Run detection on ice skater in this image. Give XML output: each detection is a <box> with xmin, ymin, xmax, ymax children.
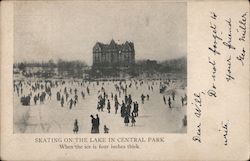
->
<box><xmin>163</xmin><ymin>95</ymin><xmax>166</xmax><ymax>104</ymax></box>
<box><xmin>124</xmin><ymin>113</ymin><xmax>130</xmax><ymax>126</ymax></box>
<box><xmin>90</xmin><ymin>115</ymin><xmax>96</xmax><ymax>133</ymax></box>
<box><xmin>87</xmin><ymin>86</ymin><xmax>90</xmax><ymax>95</ymax></box>
<box><xmin>141</xmin><ymin>94</ymin><xmax>145</xmax><ymax>104</ymax></box>
<box><xmin>73</xmin><ymin>119</ymin><xmax>79</xmax><ymax>133</ymax></box>
<box><xmin>68</xmin><ymin>98</ymin><xmax>74</xmax><ymax>110</ymax></box>
<box><xmin>132</xmin><ymin>102</ymin><xmax>139</xmax><ymax>117</ymax></box>
<box><xmin>172</xmin><ymin>91</ymin><xmax>175</xmax><ymax>101</ymax></box>
<box><xmin>104</xmin><ymin>125</ymin><xmax>109</xmax><ymax>133</ymax></box>
<box><xmin>182</xmin><ymin>115</ymin><xmax>187</xmax><ymax>126</ymax></box>
<box><xmin>181</xmin><ymin>96</ymin><xmax>184</xmax><ymax>106</ymax></box>
<box><xmin>34</xmin><ymin>95</ymin><xmax>38</xmax><ymax>105</ymax></box>
<box><xmin>81</xmin><ymin>91</ymin><xmax>85</xmax><ymax>99</ymax></box>
<box><xmin>131</xmin><ymin>113</ymin><xmax>136</xmax><ymax>126</ymax></box>
<box><xmin>168</xmin><ymin>96</ymin><xmax>172</xmax><ymax>108</ymax></box>
<box><xmin>121</xmin><ymin>101</ymin><xmax>126</xmax><ymax>117</ymax></box>
<box><xmin>114</xmin><ymin>100</ymin><xmax>120</xmax><ymax>114</ymax></box>
<box><xmin>107</xmin><ymin>100</ymin><xmax>111</xmax><ymax>113</ymax></box>
<box><xmin>65</xmin><ymin>92</ymin><xmax>69</xmax><ymax>101</ymax></box>
<box><xmin>96</xmin><ymin>114</ymin><xmax>100</xmax><ymax>133</ymax></box>
<box><xmin>61</xmin><ymin>96</ymin><xmax>64</xmax><ymax>107</ymax></box>
<box><xmin>56</xmin><ymin>91</ymin><xmax>61</xmax><ymax>101</ymax></box>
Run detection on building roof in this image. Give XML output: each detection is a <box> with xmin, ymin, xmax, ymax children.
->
<box><xmin>94</xmin><ymin>40</ymin><xmax>134</xmax><ymax>52</ymax></box>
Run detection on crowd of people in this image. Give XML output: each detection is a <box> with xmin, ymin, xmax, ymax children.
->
<box><xmin>96</xmin><ymin>84</ymin><xmax>140</xmax><ymax>127</ymax></box>
<box><xmin>14</xmin><ymin>78</ymin><xmax>187</xmax><ymax>133</ymax></box>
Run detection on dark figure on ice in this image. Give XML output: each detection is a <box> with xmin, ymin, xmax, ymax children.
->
<box><xmin>111</xmin><ymin>93</ymin><xmax>113</xmax><ymax>100</ymax></box>
<box><xmin>181</xmin><ymin>96</ymin><xmax>185</xmax><ymax>106</ymax></box>
<box><xmin>56</xmin><ymin>91</ymin><xmax>61</xmax><ymax>101</ymax></box>
<box><xmin>39</xmin><ymin>92</ymin><xmax>46</xmax><ymax>104</ymax></box>
<box><xmin>121</xmin><ymin>102</ymin><xmax>126</xmax><ymax>117</ymax></box>
<box><xmin>81</xmin><ymin>91</ymin><xmax>85</xmax><ymax>99</ymax></box>
<box><xmin>87</xmin><ymin>87</ymin><xmax>90</xmax><ymax>95</ymax></box>
<box><xmin>172</xmin><ymin>91</ymin><xmax>175</xmax><ymax>101</ymax></box>
<box><xmin>64</xmin><ymin>87</ymin><xmax>67</xmax><ymax>94</ymax></box>
<box><xmin>17</xmin><ymin>87</ymin><xmax>20</xmax><ymax>97</ymax></box>
<box><xmin>73</xmin><ymin>119</ymin><xmax>79</xmax><ymax>133</ymax></box>
<box><xmin>99</xmin><ymin>97</ymin><xmax>105</xmax><ymax>112</ymax></box>
<box><xmin>74</xmin><ymin>95</ymin><xmax>78</xmax><ymax>106</ymax></box>
<box><xmin>75</xmin><ymin>94</ymin><xmax>78</xmax><ymax>102</ymax></box>
<box><xmin>182</xmin><ymin>115</ymin><xmax>187</xmax><ymax>126</ymax></box>
<box><xmin>184</xmin><ymin>94</ymin><xmax>187</xmax><ymax>100</ymax></box>
<box><xmin>126</xmin><ymin>104</ymin><xmax>131</xmax><ymax>116</ymax></box>
<box><xmin>125</xmin><ymin>95</ymin><xmax>128</xmax><ymax>104</ymax></box>
<box><xmin>34</xmin><ymin>95</ymin><xmax>38</xmax><ymax>105</ymax></box>
<box><xmin>128</xmin><ymin>94</ymin><xmax>132</xmax><ymax>105</ymax></box>
<box><xmin>141</xmin><ymin>94</ymin><xmax>145</xmax><ymax>104</ymax></box>
<box><xmin>114</xmin><ymin>94</ymin><xmax>118</xmax><ymax>102</ymax></box>
<box><xmin>168</xmin><ymin>96</ymin><xmax>172</xmax><ymax>108</ymax></box>
<box><xmin>104</xmin><ymin>125</ymin><xmax>109</xmax><ymax>133</ymax></box>
<box><xmin>47</xmin><ymin>91</ymin><xmax>52</xmax><ymax>100</ymax></box>
<box><xmin>61</xmin><ymin>96</ymin><xmax>64</xmax><ymax>107</ymax></box>
<box><xmin>65</xmin><ymin>92</ymin><xmax>69</xmax><ymax>101</ymax></box>
<box><xmin>39</xmin><ymin>94</ymin><xmax>43</xmax><ymax>104</ymax></box>
<box><xmin>131</xmin><ymin>113</ymin><xmax>136</xmax><ymax>126</ymax></box>
<box><xmin>68</xmin><ymin>98</ymin><xmax>74</xmax><ymax>110</ymax></box>
<box><xmin>133</xmin><ymin>102</ymin><xmax>139</xmax><ymax>117</ymax></box>
<box><xmin>114</xmin><ymin>100</ymin><xmax>120</xmax><ymax>114</ymax></box>
<box><xmin>21</xmin><ymin>95</ymin><xmax>31</xmax><ymax>106</ymax></box>
<box><xmin>163</xmin><ymin>95</ymin><xmax>166</xmax><ymax>104</ymax></box>
<box><xmin>146</xmin><ymin>94</ymin><xmax>149</xmax><ymax>101</ymax></box>
<box><xmin>124</xmin><ymin>113</ymin><xmax>130</xmax><ymax>126</ymax></box>
<box><xmin>107</xmin><ymin>100</ymin><xmax>111</xmax><ymax>113</ymax></box>
<box><xmin>96</xmin><ymin>114</ymin><xmax>100</xmax><ymax>133</ymax></box>
<box><xmin>97</xmin><ymin>101</ymin><xmax>101</xmax><ymax>112</ymax></box>
<box><xmin>90</xmin><ymin>115</ymin><xmax>96</xmax><ymax>133</ymax></box>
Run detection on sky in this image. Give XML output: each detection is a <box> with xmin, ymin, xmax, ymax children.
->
<box><xmin>14</xmin><ymin>1</ymin><xmax>187</xmax><ymax>65</ymax></box>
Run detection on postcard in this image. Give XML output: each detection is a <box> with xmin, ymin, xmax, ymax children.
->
<box><xmin>0</xmin><ymin>0</ymin><xmax>249</xmax><ymax>160</ymax></box>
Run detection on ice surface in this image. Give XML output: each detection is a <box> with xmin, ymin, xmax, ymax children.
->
<box><xmin>13</xmin><ymin>80</ymin><xmax>187</xmax><ymax>133</ymax></box>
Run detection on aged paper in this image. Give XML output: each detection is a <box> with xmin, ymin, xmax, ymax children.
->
<box><xmin>0</xmin><ymin>0</ymin><xmax>249</xmax><ymax>160</ymax></box>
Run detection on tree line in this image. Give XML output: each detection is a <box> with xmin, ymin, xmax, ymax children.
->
<box><xmin>13</xmin><ymin>57</ymin><xmax>186</xmax><ymax>78</ymax></box>
<box><xmin>14</xmin><ymin>59</ymin><xmax>89</xmax><ymax>78</ymax></box>
<box><xmin>135</xmin><ymin>57</ymin><xmax>187</xmax><ymax>73</ymax></box>
<box><xmin>14</xmin><ymin>59</ymin><xmax>88</xmax><ymax>70</ymax></box>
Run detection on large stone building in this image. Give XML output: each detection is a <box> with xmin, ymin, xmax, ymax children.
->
<box><xmin>93</xmin><ymin>40</ymin><xmax>135</xmax><ymax>68</ymax></box>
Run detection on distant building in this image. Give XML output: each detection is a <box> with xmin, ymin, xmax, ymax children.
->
<box><xmin>145</xmin><ymin>59</ymin><xmax>158</xmax><ymax>68</ymax></box>
<box><xmin>135</xmin><ymin>59</ymin><xmax>159</xmax><ymax>74</ymax></box>
<box><xmin>93</xmin><ymin>40</ymin><xmax>135</xmax><ymax>68</ymax></box>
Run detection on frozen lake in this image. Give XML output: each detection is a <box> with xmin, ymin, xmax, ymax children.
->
<box><xmin>14</xmin><ymin>79</ymin><xmax>187</xmax><ymax>133</ymax></box>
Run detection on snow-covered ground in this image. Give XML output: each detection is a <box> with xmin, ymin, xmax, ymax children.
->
<box><xmin>14</xmin><ymin>79</ymin><xmax>187</xmax><ymax>133</ymax></box>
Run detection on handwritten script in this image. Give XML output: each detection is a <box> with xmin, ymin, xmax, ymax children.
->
<box><xmin>192</xmin><ymin>11</ymin><xmax>248</xmax><ymax>146</ymax></box>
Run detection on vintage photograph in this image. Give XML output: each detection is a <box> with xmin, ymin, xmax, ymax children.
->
<box><xmin>13</xmin><ymin>1</ymin><xmax>187</xmax><ymax>133</ymax></box>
